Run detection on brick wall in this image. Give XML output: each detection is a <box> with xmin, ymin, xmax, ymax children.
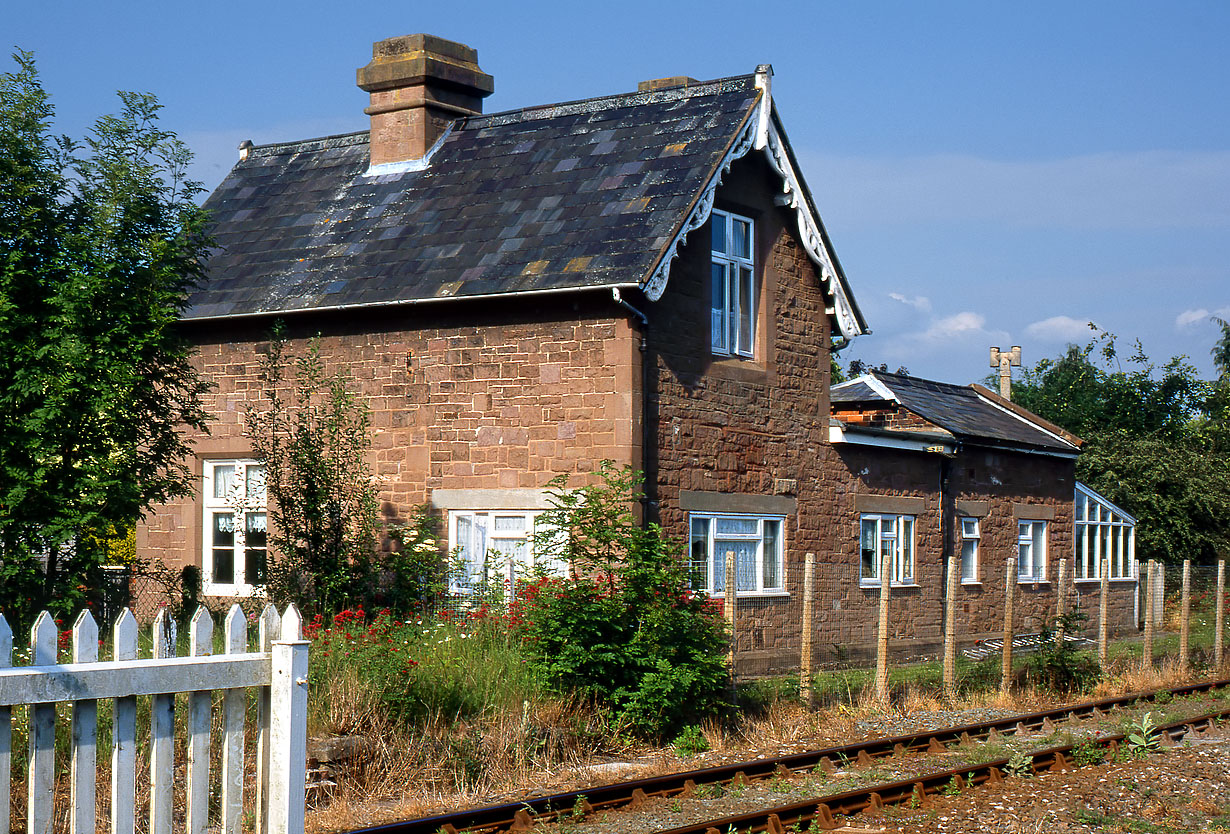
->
<box><xmin>138</xmin><ymin>296</ymin><xmax>642</xmax><ymax>574</ymax></box>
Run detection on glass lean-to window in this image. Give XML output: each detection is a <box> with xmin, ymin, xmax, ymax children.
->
<box><xmin>1017</xmin><ymin>520</ymin><xmax>1047</xmax><ymax>582</ymax></box>
<box><xmin>711</xmin><ymin>209</ymin><xmax>756</xmax><ymax>358</ymax></box>
<box><xmin>690</xmin><ymin>513</ymin><xmax>784</xmax><ymax>595</ymax></box>
<box><xmin>859</xmin><ymin>514</ymin><xmax>915</xmax><ymax>587</ymax></box>
<box><xmin>1074</xmin><ymin>485</ymin><xmax>1136</xmax><ymax>580</ymax></box>
<box><xmin>960</xmin><ymin>517</ymin><xmax>980</xmax><ymax>583</ymax></box>
<box><xmin>202</xmin><ymin>459</ymin><xmax>267</xmax><ymax>595</ymax></box>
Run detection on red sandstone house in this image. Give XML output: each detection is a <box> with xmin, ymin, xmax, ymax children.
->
<box><xmin>139</xmin><ymin>35</ymin><xmax>1135</xmax><ymax>669</ymax></box>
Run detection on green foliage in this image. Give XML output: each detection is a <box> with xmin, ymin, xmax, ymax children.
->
<box><xmin>1020</xmin><ymin>610</ymin><xmax>1101</xmax><ymax>694</ymax></box>
<box><xmin>516</xmin><ymin>463</ymin><xmax>730</xmax><ymax>738</ymax></box>
<box><xmin>1004</xmin><ymin>749</ymin><xmax>1033</xmax><ymax>778</ymax></box>
<box><xmin>1126</xmin><ymin>711</ymin><xmax>1161</xmax><ymax>755</ymax></box>
<box><xmin>379</xmin><ymin>506</ymin><xmax>448</xmax><ymax>612</ymax></box>
<box><xmin>1071</xmin><ymin>735</ymin><xmax>1106</xmax><ymax>767</ymax></box>
<box><xmin>1013</xmin><ymin>327</ymin><xmax>1230</xmax><ymax>564</ymax></box>
<box><xmin>0</xmin><ymin>53</ymin><xmax>209</xmax><ymax>627</ymax></box>
<box><xmin>247</xmin><ymin>332</ymin><xmax>378</xmax><ymax>614</ymax></box>
<box><xmin>672</xmin><ymin>724</ymin><xmax>710</xmax><ymax>756</ymax></box>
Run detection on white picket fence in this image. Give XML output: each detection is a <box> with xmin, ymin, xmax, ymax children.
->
<box><xmin>0</xmin><ymin>604</ymin><xmax>308</xmax><ymax>834</ymax></box>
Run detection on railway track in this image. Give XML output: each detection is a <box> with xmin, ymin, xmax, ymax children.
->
<box><xmin>353</xmin><ymin>677</ymin><xmax>1230</xmax><ymax>834</ymax></box>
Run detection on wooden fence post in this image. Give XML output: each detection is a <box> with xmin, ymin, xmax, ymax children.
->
<box><xmin>943</xmin><ymin>555</ymin><xmax>958</xmax><ymax>698</ymax></box>
<box><xmin>1217</xmin><ymin>560</ymin><xmax>1226</xmax><ymax>671</ymax></box>
<box><xmin>1098</xmin><ymin>557</ymin><xmax>1110</xmax><ymax>668</ymax></box>
<box><xmin>28</xmin><ymin>612</ymin><xmax>56</xmax><ymax>834</ymax></box>
<box><xmin>150</xmin><ymin>610</ymin><xmax>175</xmax><ymax>834</ymax></box>
<box><xmin>725</xmin><ymin>550</ymin><xmax>736</xmax><ymax>693</ymax></box>
<box><xmin>1180</xmin><ymin>560</ymin><xmax>1191</xmax><ymax>673</ymax></box>
<box><xmin>1056</xmin><ymin>558</ymin><xmax>1068</xmax><ymax>646</ymax></box>
<box><xmin>256</xmin><ymin>604</ymin><xmax>281</xmax><ymax>834</ymax></box>
<box><xmin>1001</xmin><ymin>557</ymin><xmax>1016</xmax><ymax>697</ymax></box>
<box><xmin>222</xmin><ymin>606</ymin><xmax>248</xmax><ymax>834</ymax></box>
<box><xmin>1142</xmin><ymin>560</ymin><xmax>1155</xmax><ymax>671</ymax></box>
<box><xmin>800</xmin><ymin>552</ymin><xmax>815</xmax><ymax>705</ymax></box>
<box><xmin>268</xmin><ymin>606</ymin><xmax>309</xmax><ymax>834</ymax></box>
<box><xmin>187</xmin><ymin>609</ymin><xmax>214</xmax><ymax>834</ymax></box>
<box><xmin>875</xmin><ymin>550</ymin><xmax>891</xmax><ymax>702</ymax></box>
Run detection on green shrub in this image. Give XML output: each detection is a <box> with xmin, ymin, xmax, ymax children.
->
<box><xmin>515</xmin><ymin>464</ymin><xmax>730</xmax><ymax>739</ymax></box>
<box><xmin>672</xmin><ymin>724</ymin><xmax>710</xmax><ymax>756</ymax></box>
<box><xmin>1021</xmin><ymin>611</ymin><xmax>1101</xmax><ymax>694</ymax></box>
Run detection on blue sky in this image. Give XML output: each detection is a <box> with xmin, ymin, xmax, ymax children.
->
<box><xmin>8</xmin><ymin>1</ymin><xmax>1228</xmax><ymax>384</ymax></box>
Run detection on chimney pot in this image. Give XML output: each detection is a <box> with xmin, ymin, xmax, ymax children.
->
<box><xmin>357</xmin><ymin>34</ymin><xmax>494</xmax><ymax>166</ymax></box>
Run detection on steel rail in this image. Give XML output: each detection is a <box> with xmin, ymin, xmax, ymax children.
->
<box><xmin>656</xmin><ymin>706</ymin><xmax>1230</xmax><ymax>833</ymax></box>
<box><xmin>350</xmin><ymin>677</ymin><xmax>1230</xmax><ymax>834</ymax></box>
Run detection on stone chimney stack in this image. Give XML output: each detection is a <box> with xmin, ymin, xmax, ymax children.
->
<box><xmin>356</xmin><ymin>34</ymin><xmax>494</xmax><ymax>167</ymax></box>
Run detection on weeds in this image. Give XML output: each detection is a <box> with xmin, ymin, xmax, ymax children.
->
<box><xmin>1126</xmin><ymin>712</ymin><xmax>1162</xmax><ymax>755</ymax></box>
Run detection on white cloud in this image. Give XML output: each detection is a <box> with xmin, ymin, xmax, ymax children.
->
<box><xmin>800</xmin><ymin>149</ymin><xmax>1230</xmax><ymax>232</ymax></box>
<box><xmin>1024</xmin><ymin>316</ymin><xmax>1094</xmax><ymax>342</ymax></box>
<box><xmin>922</xmin><ymin>311</ymin><xmax>987</xmax><ymax>341</ymax></box>
<box><xmin>888</xmin><ymin>292</ymin><xmax>932</xmax><ymax>312</ymax></box>
<box><xmin>1175</xmin><ymin>306</ymin><xmax>1230</xmax><ymax>329</ymax></box>
<box><xmin>1175</xmin><ymin>309</ymin><xmax>1210</xmax><ymax>329</ymax></box>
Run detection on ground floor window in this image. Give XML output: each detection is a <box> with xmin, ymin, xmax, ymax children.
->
<box><xmin>448</xmin><ymin>510</ymin><xmax>565</xmax><ymax>595</ymax></box>
<box><xmin>1017</xmin><ymin>520</ymin><xmax>1047</xmax><ymax>581</ymax></box>
<box><xmin>1075</xmin><ymin>484</ymin><xmax>1136</xmax><ymax>580</ymax></box>
<box><xmin>202</xmin><ymin>459</ymin><xmax>267</xmax><ymax>596</ymax></box>
<box><xmin>859</xmin><ymin>514</ymin><xmax>915</xmax><ymax>587</ymax></box>
<box><xmin>689</xmin><ymin>513</ymin><xmax>784</xmax><ymax>594</ymax></box>
<box><xmin>960</xmin><ymin>517</ymin><xmax>980</xmax><ymax>583</ymax></box>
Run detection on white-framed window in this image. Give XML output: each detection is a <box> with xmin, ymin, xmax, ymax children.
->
<box><xmin>1074</xmin><ymin>485</ymin><xmax>1136</xmax><ymax>580</ymax></box>
<box><xmin>448</xmin><ymin>510</ymin><xmax>566</xmax><ymax>594</ymax></box>
<box><xmin>202</xmin><ymin>459</ymin><xmax>267</xmax><ymax>596</ymax></box>
<box><xmin>960</xmin><ymin>517</ymin><xmax>980</xmax><ymax>583</ymax></box>
<box><xmin>710</xmin><ymin>209</ymin><xmax>756</xmax><ymax>358</ymax></box>
<box><xmin>859</xmin><ymin>514</ymin><xmax>915</xmax><ymax>587</ymax></box>
<box><xmin>1017</xmin><ymin>520</ymin><xmax>1047</xmax><ymax>582</ymax></box>
<box><xmin>689</xmin><ymin>513</ymin><xmax>784</xmax><ymax>595</ymax></box>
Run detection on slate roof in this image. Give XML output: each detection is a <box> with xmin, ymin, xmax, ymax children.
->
<box><xmin>830</xmin><ymin>371</ymin><xmax>1080</xmax><ymax>455</ymax></box>
<box><xmin>188</xmin><ymin>74</ymin><xmax>849</xmax><ymax>322</ymax></box>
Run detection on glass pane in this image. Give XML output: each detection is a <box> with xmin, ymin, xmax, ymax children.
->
<box><xmin>860</xmin><ymin>519</ymin><xmax>878</xmax><ymax>579</ymax></box>
<box><xmin>961</xmin><ymin>518</ymin><xmax>978</xmax><ymax>538</ymax></box>
<box><xmin>715</xmin><ymin>517</ymin><xmax>758</xmax><ymax>536</ymax></box>
<box><xmin>733</xmin><ymin>218</ymin><xmax>750</xmax><ymax>259</ymax></box>
<box><xmin>1075</xmin><ymin>492</ymin><xmax>1086</xmax><ymax>521</ymax></box>
<box><xmin>690</xmin><ymin>518</ymin><xmax>710</xmax><ymax>590</ymax></box>
<box><xmin>245</xmin><ymin>512</ymin><xmax>267</xmax><ymax>585</ymax></box>
<box><xmin>726</xmin><ymin>540</ymin><xmax>757</xmax><ymax>591</ymax></box>
<box><xmin>737</xmin><ymin>267</ymin><xmax>754</xmax><ymax>354</ymax></box>
<box><xmin>711</xmin><ymin>263</ymin><xmax>728</xmax><ymax>352</ymax></box>
<box><xmin>960</xmin><ymin>540</ymin><xmax>977</xmax><ymax>580</ymax></box>
<box><xmin>1018</xmin><ymin>542</ymin><xmax>1032</xmax><ymax>577</ymax></box>
<box><xmin>898</xmin><ymin>518</ymin><xmax>914</xmax><ymax>582</ymax></box>
<box><xmin>711</xmin><ymin>214</ymin><xmax>726</xmax><ymax>254</ymax></box>
<box><xmin>213</xmin><ymin>464</ymin><xmax>236</xmax><ymax>499</ymax></box>
<box><xmin>212</xmin><ymin>512</ymin><xmax>235</xmax><ymax>584</ymax></box>
<box><xmin>245</xmin><ymin>464</ymin><xmax>267</xmax><ymax>503</ymax></box>
<box><xmin>762</xmin><ymin>520</ymin><xmax>780</xmax><ymax>589</ymax></box>
<box><xmin>493</xmin><ymin>515</ymin><xmax>526</xmax><ymax>534</ymax></box>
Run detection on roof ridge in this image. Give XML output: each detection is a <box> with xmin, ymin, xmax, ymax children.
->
<box><xmin>873</xmin><ymin>369</ymin><xmax>978</xmax><ymax>396</ymax></box>
<box><xmin>248</xmin><ymin>130</ymin><xmax>369</xmax><ymax>157</ymax></box>
<box><xmin>462</xmin><ymin>73</ymin><xmax>757</xmax><ymax>129</ymax></box>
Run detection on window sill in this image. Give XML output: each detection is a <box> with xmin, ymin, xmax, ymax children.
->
<box><xmin>708</xmin><ymin>590</ymin><xmax>790</xmax><ymax>599</ymax></box>
<box><xmin>859</xmin><ymin>582</ymin><xmax>920</xmax><ymax>590</ymax></box>
<box><xmin>1017</xmin><ymin>579</ymin><xmax>1050</xmax><ymax>585</ymax></box>
<box><xmin>203</xmin><ymin>583</ymin><xmax>261</xmax><ymax>598</ymax></box>
<box><xmin>960</xmin><ymin>580</ymin><xmax>982</xmax><ymax>586</ymax></box>
<box><xmin>1074</xmin><ymin>577</ymin><xmax>1138</xmax><ymax>584</ymax></box>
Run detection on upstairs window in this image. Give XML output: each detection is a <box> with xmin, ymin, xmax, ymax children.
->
<box><xmin>689</xmin><ymin>513</ymin><xmax>784</xmax><ymax>595</ymax></box>
<box><xmin>860</xmin><ymin>514</ymin><xmax>915</xmax><ymax>587</ymax></box>
<box><xmin>202</xmin><ymin>460</ymin><xmax>267</xmax><ymax>596</ymax></box>
<box><xmin>711</xmin><ymin>209</ymin><xmax>756</xmax><ymax>358</ymax></box>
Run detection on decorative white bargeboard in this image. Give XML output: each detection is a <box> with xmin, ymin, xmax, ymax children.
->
<box><xmin>0</xmin><ymin>604</ymin><xmax>309</xmax><ymax>834</ymax></box>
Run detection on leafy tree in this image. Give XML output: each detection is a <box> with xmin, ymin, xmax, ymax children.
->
<box><xmin>246</xmin><ymin>331</ymin><xmax>380</xmax><ymax>614</ymax></box>
<box><xmin>516</xmin><ymin>464</ymin><xmax>730</xmax><ymax>738</ymax></box>
<box><xmin>0</xmin><ymin>53</ymin><xmax>209</xmax><ymax>625</ymax></box>
<box><xmin>1013</xmin><ymin>328</ymin><xmax>1230</xmax><ymax>564</ymax></box>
